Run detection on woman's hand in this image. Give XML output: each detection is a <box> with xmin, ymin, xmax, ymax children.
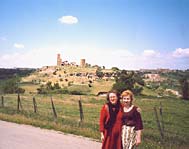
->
<box><xmin>136</xmin><ymin>136</ymin><xmax>141</xmax><ymax>146</ymax></box>
<box><xmin>101</xmin><ymin>132</ymin><xmax>104</xmax><ymax>142</ymax></box>
<box><xmin>136</xmin><ymin>130</ymin><xmax>142</xmax><ymax>146</ymax></box>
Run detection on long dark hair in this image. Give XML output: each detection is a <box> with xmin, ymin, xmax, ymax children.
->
<box><xmin>106</xmin><ymin>90</ymin><xmax>121</xmax><ymax>104</ymax></box>
<box><xmin>105</xmin><ymin>90</ymin><xmax>121</xmax><ymax>129</ymax></box>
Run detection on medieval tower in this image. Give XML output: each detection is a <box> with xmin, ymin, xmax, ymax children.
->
<box><xmin>80</xmin><ymin>59</ymin><xmax>86</xmax><ymax>67</ymax></box>
<box><xmin>57</xmin><ymin>54</ymin><xmax>62</xmax><ymax>66</ymax></box>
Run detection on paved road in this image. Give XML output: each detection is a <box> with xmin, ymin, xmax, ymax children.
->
<box><xmin>0</xmin><ymin>120</ymin><xmax>101</xmax><ymax>149</ymax></box>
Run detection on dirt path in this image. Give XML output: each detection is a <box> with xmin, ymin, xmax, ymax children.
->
<box><xmin>0</xmin><ymin>120</ymin><xmax>101</xmax><ymax>149</ymax></box>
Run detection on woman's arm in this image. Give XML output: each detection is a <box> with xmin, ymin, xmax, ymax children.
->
<box><xmin>135</xmin><ymin>106</ymin><xmax>143</xmax><ymax>146</ymax></box>
<box><xmin>99</xmin><ymin>105</ymin><xmax>106</xmax><ymax>132</ymax></box>
<box><xmin>100</xmin><ymin>132</ymin><xmax>104</xmax><ymax>142</ymax></box>
<box><xmin>135</xmin><ymin>107</ymin><xmax>143</xmax><ymax>130</ymax></box>
<box><xmin>99</xmin><ymin>105</ymin><xmax>108</xmax><ymax>141</ymax></box>
<box><xmin>136</xmin><ymin>130</ymin><xmax>142</xmax><ymax>146</ymax></box>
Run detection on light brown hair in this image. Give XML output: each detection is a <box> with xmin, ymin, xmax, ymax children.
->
<box><xmin>121</xmin><ymin>90</ymin><xmax>134</xmax><ymax>101</ymax></box>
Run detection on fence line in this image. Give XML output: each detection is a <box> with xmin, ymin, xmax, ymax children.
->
<box><xmin>50</xmin><ymin>96</ymin><xmax>57</xmax><ymax>122</ymax></box>
<box><xmin>1</xmin><ymin>96</ymin><xmax>4</xmax><ymax>107</ymax></box>
<box><xmin>154</xmin><ymin>104</ymin><xmax>165</xmax><ymax>147</ymax></box>
<box><xmin>78</xmin><ymin>96</ymin><xmax>84</xmax><ymax>124</ymax></box>
<box><xmin>33</xmin><ymin>96</ymin><xmax>37</xmax><ymax>113</ymax></box>
<box><xmin>17</xmin><ymin>94</ymin><xmax>22</xmax><ymax>112</ymax></box>
<box><xmin>0</xmin><ymin>94</ymin><xmax>100</xmax><ymax>127</ymax></box>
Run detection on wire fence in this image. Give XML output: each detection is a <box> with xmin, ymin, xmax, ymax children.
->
<box><xmin>0</xmin><ymin>94</ymin><xmax>101</xmax><ymax>131</ymax></box>
<box><xmin>0</xmin><ymin>94</ymin><xmax>188</xmax><ymax>148</ymax></box>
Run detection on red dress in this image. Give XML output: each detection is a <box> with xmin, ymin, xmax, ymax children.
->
<box><xmin>99</xmin><ymin>104</ymin><xmax>123</xmax><ymax>149</ymax></box>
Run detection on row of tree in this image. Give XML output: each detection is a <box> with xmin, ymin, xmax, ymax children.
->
<box><xmin>0</xmin><ymin>69</ymin><xmax>188</xmax><ymax>100</ymax></box>
<box><xmin>0</xmin><ymin>77</ymin><xmax>25</xmax><ymax>94</ymax></box>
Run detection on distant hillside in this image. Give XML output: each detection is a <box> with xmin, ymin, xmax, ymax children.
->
<box><xmin>0</xmin><ymin>68</ymin><xmax>35</xmax><ymax>80</ymax></box>
<box><xmin>21</xmin><ymin>66</ymin><xmax>115</xmax><ymax>95</ymax></box>
<box><xmin>1</xmin><ymin>67</ymin><xmax>187</xmax><ymax>97</ymax></box>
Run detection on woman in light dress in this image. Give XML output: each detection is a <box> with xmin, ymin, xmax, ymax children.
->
<box><xmin>121</xmin><ymin>90</ymin><xmax>143</xmax><ymax>149</ymax></box>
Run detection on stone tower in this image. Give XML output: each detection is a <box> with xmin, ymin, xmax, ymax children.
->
<box><xmin>57</xmin><ymin>54</ymin><xmax>62</xmax><ymax>66</ymax></box>
<box><xmin>80</xmin><ymin>59</ymin><xmax>86</xmax><ymax>67</ymax></box>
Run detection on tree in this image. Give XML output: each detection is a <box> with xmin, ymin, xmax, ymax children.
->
<box><xmin>54</xmin><ymin>82</ymin><xmax>61</xmax><ymax>89</ymax></box>
<box><xmin>179</xmin><ymin>76</ymin><xmax>189</xmax><ymax>100</ymax></box>
<box><xmin>1</xmin><ymin>77</ymin><xmax>25</xmax><ymax>94</ymax></box>
<box><xmin>37</xmin><ymin>85</ymin><xmax>48</xmax><ymax>94</ymax></box>
<box><xmin>46</xmin><ymin>81</ymin><xmax>53</xmax><ymax>90</ymax></box>
<box><xmin>111</xmin><ymin>67</ymin><xmax>119</xmax><ymax>71</ymax></box>
<box><xmin>96</xmin><ymin>68</ymin><xmax>104</xmax><ymax>78</ymax></box>
<box><xmin>112</xmin><ymin>70</ymin><xmax>144</xmax><ymax>95</ymax></box>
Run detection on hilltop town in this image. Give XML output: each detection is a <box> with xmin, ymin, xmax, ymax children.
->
<box><xmin>21</xmin><ymin>54</ymin><xmax>163</xmax><ymax>86</ymax></box>
<box><xmin>0</xmin><ymin>53</ymin><xmax>187</xmax><ymax>97</ymax></box>
<box><xmin>23</xmin><ymin>54</ymin><xmax>111</xmax><ymax>82</ymax></box>
<box><xmin>17</xmin><ymin>53</ymin><xmax>185</xmax><ymax>97</ymax></box>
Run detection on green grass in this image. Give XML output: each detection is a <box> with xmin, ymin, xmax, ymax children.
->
<box><xmin>0</xmin><ymin>93</ymin><xmax>189</xmax><ymax>148</ymax></box>
<box><xmin>89</xmin><ymin>79</ymin><xmax>114</xmax><ymax>95</ymax></box>
<box><xmin>141</xmin><ymin>86</ymin><xmax>159</xmax><ymax>96</ymax></box>
<box><xmin>135</xmin><ymin>96</ymin><xmax>189</xmax><ymax>148</ymax></box>
<box><xmin>20</xmin><ymin>83</ymin><xmax>39</xmax><ymax>94</ymax></box>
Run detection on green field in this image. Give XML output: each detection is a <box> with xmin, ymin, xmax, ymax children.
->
<box><xmin>0</xmin><ymin>68</ymin><xmax>188</xmax><ymax>148</ymax></box>
<box><xmin>0</xmin><ymin>93</ymin><xmax>189</xmax><ymax>148</ymax></box>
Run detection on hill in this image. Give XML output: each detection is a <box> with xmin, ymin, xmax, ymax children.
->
<box><xmin>21</xmin><ymin>66</ymin><xmax>115</xmax><ymax>95</ymax></box>
<box><xmin>1</xmin><ymin>67</ymin><xmax>188</xmax><ymax>98</ymax></box>
<box><xmin>0</xmin><ymin>68</ymin><xmax>35</xmax><ymax>80</ymax></box>
<box><xmin>0</xmin><ymin>67</ymin><xmax>188</xmax><ymax>148</ymax></box>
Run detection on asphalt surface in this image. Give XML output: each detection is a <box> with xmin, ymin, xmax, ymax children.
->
<box><xmin>0</xmin><ymin>120</ymin><xmax>101</xmax><ymax>149</ymax></box>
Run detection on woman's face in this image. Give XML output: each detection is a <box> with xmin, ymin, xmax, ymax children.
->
<box><xmin>109</xmin><ymin>93</ymin><xmax>118</xmax><ymax>105</ymax></box>
<box><xmin>122</xmin><ymin>95</ymin><xmax>132</xmax><ymax>106</ymax></box>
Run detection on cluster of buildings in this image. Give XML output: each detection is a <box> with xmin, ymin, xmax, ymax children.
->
<box><xmin>144</xmin><ymin>73</ymin><xmax>164</xmax><ymax>82</ymax></box>
<box><xmin>57</xmin><ymin>54</ymin><xmax>86</xmax><ymax>67</ymax></box>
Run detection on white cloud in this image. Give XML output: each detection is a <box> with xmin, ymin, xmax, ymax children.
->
<box><xmin>14</xmin><ymin>43</ymin><xmax>25</xmax><ymax>49</ymax></box>
<box><xmin>0</xmin><ymin>48</ymin><xmax>60</xmax><ymax>68</ymax></box>
<box><xmin>53</xmin><ymin>48</ymin><xmax>188</xmax><ymax>70</ymax></box>
<box><xmin>142</xmin><ymin>50</ymin><xmax>160</xmax><ymax>57</ymax></box>
<box><xmin>114</xmin><ymin>49</ymin><xmax>187</xmax><ymax>70</ymax></box>
<box><xmin>172</xmin><ymin>48</ymin><xmax>189</xmax><ymax>58</ymax></box>
<box><xmin>58</xmin><ymin>15</ymin><xmax>78</xmax><ymax>24</ymax></box>
<box><xmin>0</xmin><ymin>46</ymin><xmax>188</xmax><ymax>70</ymax></box>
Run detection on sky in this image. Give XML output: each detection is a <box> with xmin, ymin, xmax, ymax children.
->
<box><xmin>0</xmin><ymin>0</ymin><xmax>189</xmax><ymax>70</ymax></box>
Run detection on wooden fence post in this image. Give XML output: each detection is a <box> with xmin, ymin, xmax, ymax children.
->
<box><xmin>1</xmin><ymin>96</ymin><xmax>4</xmax><ymax>107</ymax></box>
<box><xmin>78</xmin><ymin>96</ymin><xmax>84</xmax><ymax>124</ymax></box>
<box><xmin>17</xmin><ymin>93</ymin><xmax>22</xmax><ymax>112</ymax></box>
<box><xmin>154</xmin><ymin>107</ymin><xmax>164</xmax><ymax>142</ymax></box>
<box><xmin>33</xmin><ymin>97</ymin><xmax>37</xmax><ymax>113</ymax></box>
<box><xmin>159</xmin><ymin>102</ymin><xmax>164</xmax><ymax>132</ymax></box>
<box><xmin>50</xmin><ymin>96</ymin><xmax>57</xmax><ymax>121</ymax></box>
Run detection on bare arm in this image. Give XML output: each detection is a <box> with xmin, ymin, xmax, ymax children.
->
<box><xmin>136</xmin><ymin>130</ymin><xmax>142</xmax><ymax>146</ymax></box>
<box><xmin>100</xmin><ymin>132</ymin><xmax>104</xmax><ymax>142</ymax></box>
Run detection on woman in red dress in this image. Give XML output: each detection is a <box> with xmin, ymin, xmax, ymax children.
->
<box><xmin>99</xmin><ymin>90</ymin><xmax>123</xmax><ymax>149</ymax></box>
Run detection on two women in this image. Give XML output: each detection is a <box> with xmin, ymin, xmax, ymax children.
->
<box><xmin>99</xmin><ymin>90</ymin><xmax>143</xmax><ymax>149</ymax></box>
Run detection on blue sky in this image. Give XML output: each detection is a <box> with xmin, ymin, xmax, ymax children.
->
<box><xmin>0</xmin><ymin>0</ymin><xmax>189</xmax><ymax>70</ymax></box>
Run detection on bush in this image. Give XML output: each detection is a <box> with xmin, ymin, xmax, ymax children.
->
<box><xmin>0</xmin><ymin>77</ymin><xmax>25</xmax><ymax>94</ymax></box>
<box><xmin>69</xmin><ymin>90</ymin><xmax>84</xmax><ymax>95</ymax></box>
<box><xmin>68</xmin><ymin>85</ymin><xmax>90</xmax><ymax>95</ymax></box>
<box><xmin>15</xmin><ymin>88</ymin><xmax>25</xmax><ymax>94</ymax></box>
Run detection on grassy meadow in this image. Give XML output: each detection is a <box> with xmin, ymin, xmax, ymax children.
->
<box><xmin>0</xmin><ymin>93</ymin><xmax>189</xmax><ymax>149</ymax></box>
<box><xmin>0</xmin><ymin>68</ymin><xmax>189</xmax><ymax>148</ymax></box>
